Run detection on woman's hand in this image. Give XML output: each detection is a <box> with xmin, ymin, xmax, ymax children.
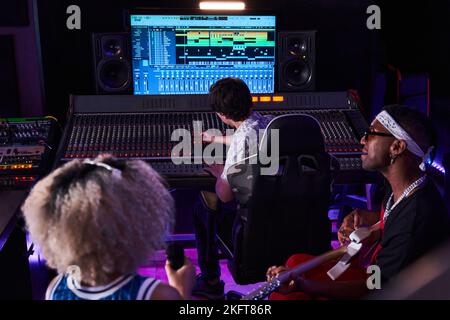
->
<box><xmin>165</xmin><ymin>257</ymin><xmax>196</xmax><ymax>300</ymax></box>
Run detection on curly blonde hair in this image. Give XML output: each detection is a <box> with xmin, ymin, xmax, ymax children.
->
<box><xmin>22</xmin><ymin>155</ymin><xmax>174</xmax><ymax>286</ymax></box>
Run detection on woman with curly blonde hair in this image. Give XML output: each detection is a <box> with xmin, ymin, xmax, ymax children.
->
<box><xmin>22</xmin><ymin>155</ymin><xmax>194</xmax><ymax>300</ymax></box>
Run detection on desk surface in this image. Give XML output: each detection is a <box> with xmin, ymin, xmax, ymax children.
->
<box><xmin>0</xmin><ymin>190</ymin><xmax>28</xmax><ymax>250</ymax></box>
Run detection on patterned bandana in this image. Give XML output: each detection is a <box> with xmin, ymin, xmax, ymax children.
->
<box><xmin>376</xmin><ymin>110</ymin><xmax>434</xmax><ymax>171</ymax></box>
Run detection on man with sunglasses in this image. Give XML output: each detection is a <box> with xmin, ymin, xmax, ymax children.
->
<box><xmin>267</xmin><ymin>105</ymin><xmax>449</xmax><ymax>299</ymax></box>
<box><xmin>342</xmin><ymin>104</ymin><xmax>449</xmax><ymax>278</ymax></box>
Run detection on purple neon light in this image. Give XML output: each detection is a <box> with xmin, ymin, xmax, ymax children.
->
<box><xmin>432</xmin><ymin>162</ymin><xmax>446</xmax><ymax>174</ymax></box>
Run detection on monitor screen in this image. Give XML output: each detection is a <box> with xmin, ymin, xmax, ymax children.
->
<box><xmin>130</xmin><ymin>14</ymin><xmax>276</xmax><ymax>95</ymax></box>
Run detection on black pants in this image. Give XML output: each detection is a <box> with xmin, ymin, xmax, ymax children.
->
<box><xmin>193</xmin><ymin>197</ymin><xmax>237</xmax><ymax>281</ymax></box>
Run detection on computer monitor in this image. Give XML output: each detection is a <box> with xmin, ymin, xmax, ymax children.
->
<box><xmin>130</xmin><ymin>14</ymin><xmax>276</xmax><ymax>95</ymax></box>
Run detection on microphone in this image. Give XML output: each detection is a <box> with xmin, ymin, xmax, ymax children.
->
<box><xmin>165</xmin><ymin>242</ymin><xmax>185</xmax><ymax>270</ymax></box>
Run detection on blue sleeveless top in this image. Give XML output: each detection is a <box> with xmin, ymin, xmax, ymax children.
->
<box><xmin>47</xmin><ymin>274</ymin><xmax>161</xmax><ymax>300</ymax></box>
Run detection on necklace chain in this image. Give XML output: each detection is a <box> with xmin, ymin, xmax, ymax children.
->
<box><xmin>383</xmin><ymin>175</ymin><xmax>427</xmax><ymax>223</ymax></box>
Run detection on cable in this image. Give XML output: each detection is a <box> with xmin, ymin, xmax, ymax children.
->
<box><xmin>45</xmin><ymin>115</ymin><xmax>63</xmax><ymax>132</ymax></box>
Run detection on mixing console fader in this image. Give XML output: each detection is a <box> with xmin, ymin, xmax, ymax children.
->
<box><xmin>64</xmin><ymin>112</ymin><xmax>227</xmax><ymax>160</ymax></box>
<box><xmin>56</xmin><ymin>93</ymin><xmax>376</xmax><ymax>186</ymax></box>
<box><xmin>1</xmin><ymin>117</ymin><xmax>58</xmax><ymax>190</ymax></box>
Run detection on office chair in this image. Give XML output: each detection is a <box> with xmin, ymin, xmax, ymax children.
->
<box><xmin>219</xmin><ymin>114</ymin><xmax>337</xmax><ymax>284</ymax></box>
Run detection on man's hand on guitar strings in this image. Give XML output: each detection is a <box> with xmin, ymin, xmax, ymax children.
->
<box><xmin>338</xmin><ymin>209</ymin><xmax>378</xmax><ymax>245</ymax></box>
<box><xmin>338</xmin><ymin>223</ymin><xmax>353</xmax><ymax>245</ymax></box>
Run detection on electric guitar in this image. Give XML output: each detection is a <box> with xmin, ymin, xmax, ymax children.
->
<box><xmin>241</xmin><ymin>223</ymin><xmax>380</xmax><ymax>300</ymax></box>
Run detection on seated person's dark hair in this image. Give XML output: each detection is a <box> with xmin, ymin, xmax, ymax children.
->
<box><xmin>382</xmin><ymin>104</ymin><xmax>438</xmax><ymax>161</ymax></box>
<box><xmin>208</xmin><ymin>77</ymin><xmax>253</xmax><ymax>121</ymax></box>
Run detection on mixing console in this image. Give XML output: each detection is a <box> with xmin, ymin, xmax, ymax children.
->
<box><xmin>0</xmin><ymin>118</ymin><xmax>58</xmax><ymax>190</ymax></box>
<box><xmin>56</xmin><ymin>93</ymin><xmax>375</xmax><ymax>186</ymax></box>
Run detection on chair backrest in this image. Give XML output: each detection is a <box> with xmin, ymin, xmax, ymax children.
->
<box><xmin>226</xmin><ymin>114</ymin><xmax>334</xmax><ymax>284</ymax></box>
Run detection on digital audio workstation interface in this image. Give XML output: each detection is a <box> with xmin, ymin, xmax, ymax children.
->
<box><xmin>130</xmin><ymin>14</ymin><xmax>276</xmax><ymax>95</ymax></box>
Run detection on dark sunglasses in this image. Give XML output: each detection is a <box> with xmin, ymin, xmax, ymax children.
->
<box><xmin>362</xmin><ymin>130</ymin><xmax>394</xmax><ymax>141</ymax></box>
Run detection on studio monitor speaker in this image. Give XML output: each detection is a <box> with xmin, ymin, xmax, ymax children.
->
<box><xmin>92</xmin><ymin>32</ymin><xmax>132</xmax><ymax>94</ymax></box>
<box><xmin>278</xmin><ymin>31</ymin><xmax>316</xmax><ymax>92</ymax></box>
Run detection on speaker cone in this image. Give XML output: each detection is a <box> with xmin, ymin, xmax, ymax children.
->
<box><xmin>283</xmin><ymin>60</ymin><xmax>311</xmax><ymax>87</ymax></box>
<box><xmin>98</xmin><ymin>59</ymin><xmax>130</xmax><ymax>91</ymax></box>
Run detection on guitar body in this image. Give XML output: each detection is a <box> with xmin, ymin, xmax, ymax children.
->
<box><xmin>269</xmin><ymin>253</ymin><xmax>368</xmax><ymax>300</ymax></box>
<box><xmin>242</xmin><ymin>225</ymin><xmax>380</xmax><ymax>300</ymax></box>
